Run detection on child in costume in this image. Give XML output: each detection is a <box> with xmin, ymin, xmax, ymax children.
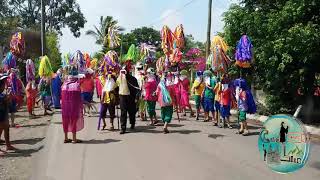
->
<box><xmin>166</xmin><ymin>72</ymin><xmax>179</xmax><ymax>120</ymax></box>
<box><xmin>38</xmin><ymin>77</ymin><xmax>53</xmax><ymax>115</ymax></box>
<box><xmin>235</xmin><ymin>78</ymin><xmax>256</xmax><ymax>136</ymax></box>
<box><xmin>201</xmin><ymin>70</ymin><xmax>216</xmax><ymax>122</ymax></box>
<box><xmin>135</xmin><ymin>63</ymin><xmax>147</xmax><ymax>121</ymax></box>
<box><xmin>51</xmin><ymin>69</ymin><xmax>62</xmax><ymax>109</ymax></box>
<box><xmin>144</xmin><ymin>68</ymin><xmax>158</xmax><ymax>125</ymax></box>
<box><xmin>26</xmin><ymin>80</ymin><xmax>37</xmax><ymax>117</ymax></box>
<box><xmin>80</xmin><ymin>69</ymin><xmax>95</xmax><ymax>116</ymax></box>
<box><xmin>100</xmin><ymin>74</ymin><xmax>118</xmax><ymax>130</ymax></box>
<box><xmin>156</xmin><ymin>76</ymin><xmax>173</xmax><ymax>134</ymax></box>
<box><xmin>213</xmin><ymin>77</ymin><xmax>222</xmax><ymax>126</ymax></box>
<box><xmin>219</xmin><ymin>75</ymin><xmax>233</xmax><ymax>129</ymax></box>
<box><xmin>95</xmin><ymin>72</ymin><xmax>103</xmax><ymax>99</ymax></box>
<box><xmin>173</xmin><ymin>72</ymin><xmax>182</xmax><ymax>113</ymax></box>
<box><xmin>179</xmin><ymin>70</ymin><xmax>194</xmax><ymax>117</ymax></box>
<box><xmin>192</xmin><ymin>71</ymin><xmax>205</xmax><ymax>120</ymax></box>
<box><xmin>61</xmin><ymin>66</ymin><xmax>84</xmax><ymax>143</ymax></box>
<box><xmin>0</xmin><ymin>74</ymin><xmax>16</xmax><ymax>156</ymax></box>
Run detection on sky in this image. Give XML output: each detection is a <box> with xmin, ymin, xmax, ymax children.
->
<box><xmin>60</xmin><ymin>0</ymin><xmax>237</xmax><ymax>55</ymax></box>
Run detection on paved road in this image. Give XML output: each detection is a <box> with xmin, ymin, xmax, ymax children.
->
<box><xmin>32</xmin><ymin>107</ymin><xmax>320</xmax><ymax>180</ymax></box>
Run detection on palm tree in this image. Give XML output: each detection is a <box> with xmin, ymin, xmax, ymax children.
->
<box><xmin>86</xmin><ymin>16</ymin><xmax>124</xmax><ymax>46</ymax></box>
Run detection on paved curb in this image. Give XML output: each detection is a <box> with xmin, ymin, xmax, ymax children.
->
<box><xmin>190</xmin><ymin>100</ymin><xmax>320</xmax><ymax>135</ymax></box>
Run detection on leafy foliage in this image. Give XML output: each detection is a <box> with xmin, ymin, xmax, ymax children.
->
<box><xmin>8</xmin><ymin>0</ymin><xmax>86</xmax><ymax>37</ymax></box>
<box><xmin>46</xmin><ymin>32</ymin><xmax>61</xmax><ymax>72</ymax></box>
<box><xmin>223</xmin><ymin>0</ymin><xmax>320</xmax><ymax>113</ymax></box>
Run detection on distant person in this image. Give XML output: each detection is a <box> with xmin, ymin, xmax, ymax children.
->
<box><xmin>0</xmin><ymin>74</ymin><xmax>17</xmax><ymax>156</ymax></box>
<box><xmin>117</xmin><ymin>63</ymin><xmax>139</xmax><ymax>134</ymax></box>
<box><xmin>144</xmin><ymin>68</ymin><xmax>159</xmax><ymax>125</ymax></box>
<box><xmin>51</xmin><ymin>69</ymin><xmax>63</xmax><ymax>109</ymax></box>
<box><xmin>100</xmin><ymin>74</ymin><xmax>118</xmax><ymax>130</ymax></box>
<box><xmin>80</xmin><ymin>69</ymin><xmax>95</xmax><ymax>116</ymax></box>
<box><xmin>179</xmin><ymin>70</ymin><xmax>194</xmax><ymax>117</ymax></box>
<box><xmin>280</xmin><ymin>122</ymin><xmax>289</xmax><ymax>156</ymax></box>
<box><xmin>156</xmin><ymin>75</ymin><xmax>173</xmax><ymax>134</ymax></box>
<box><xmin>26</xmin><ymin>80</ymin><xmax>38</xmax><ymax>117</ymax></box>
<box><xmin>202</xmin><ymin>70</ymin><xmax>216</xmax><ymax>122</ymax></box>
<box><xmin>191</xmin><ymin>71</ymin><xmax>205</xmax><ymax>120</ymax></box>
<box><xmin>39</xmin><ymin>77</ymin><xmax>53</xmax><ymax>115</ymax></box>
<box><xmin>61</xmin><ymin>67</ymin><xmax>84</xmax><ymax>144</ymax></box>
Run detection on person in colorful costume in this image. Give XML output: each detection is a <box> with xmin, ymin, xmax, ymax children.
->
<box><xmin>192</xmin><ymin>71</ymin><xmax>205</xmax><ymax>120</ymax></box>
<box><xmin>51</xmin><ymin>69</ymin><xmax>63</xmax><ymax>109</ymax></box>
<box><xmin>156</xmin><ymin>75</ymin><xmax>173</xmax><ymax>134</ymax></box>
<box><xmin>179</xmin><ymin>70</ymin><xmax>194</xmax><ymax>117</ymax></box>
<box><xmin>61</xmin><ymin>66</ymin><xmax>84</xmax><ymax>144</ymax></box>
<box><xmin>100</xmin><ymin>74</ymin><xmax>118</xmax><ymax>131</ymax></box>
<box><xmin>80</xmin><ymin>68</ymin><xmax>95</xmax><ymax>116</ymax></box>
<box><xmin>0</xmin><ymin>74</ymin><xmax>17</xmax><ymax>156</ymax></box>
<box><xmin>173</xmin><ymin>72</ymin><xmax>182</xmax><ymax>113</ymax></box>
<box><xmin>144</xmin><ymin>68</ymin><xmax>159</xmax><ymax>125</ymax></box>
<box><xmin>135</xmin><ymin>62</ymin><xmax>147</xmax><ymax>121</ymax></box>
<box><xmin>165</xmin><ymin>72</ymin><xmax>179</xmax><ymax>120</ymax></box>
<box><xmin>117</xmin><ymin>63</ymin><xmax>139</xmax><ymax>134</ymax></box>
<box><xmin>38</xmin><ymin>77</ymin><xmax>52</xmax><ymax>115</ymax></box>
<box><xmin>25</xmin><ymin>59</ymin><xmax>37</xmax><ymax>116</ymax></box>
<box><xmin>219</xmin><ymin>74</ymin><xmax>233</xmax><ymax>129</ymax></box>
<box><xmin>202</xmin><ymin>70</ymin><xmax>216</xmax><ymax>122</ymax></box>
<box><xmin>234</xmin><ymin>78</ymin><xmax>256</xmax><ymax>136</ymax></box>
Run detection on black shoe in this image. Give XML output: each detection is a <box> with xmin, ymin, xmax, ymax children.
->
<box><xmin>120</xmin><ymin>130</ymin><xmax>126</xmax><ymax>134</ymax></box>
<box><xmin>130</xmin><ymin>125</ymin><xmax>135</xmax><ymax>130</ymax></box>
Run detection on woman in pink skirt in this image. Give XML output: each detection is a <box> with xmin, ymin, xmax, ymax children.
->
<box><xmin>61</xmin><ymin>67</ymin><xmax>84</xmax><ymax>144</ymax></box>
<box><xmin>179</xmin><ymin>70</ymin><xmax>194</xmax><ymax>117</ymax></box>
<box><xmin>173</xmin><ymin>72</ymin><xmax>182</xmax><ymax>113</ymax></box>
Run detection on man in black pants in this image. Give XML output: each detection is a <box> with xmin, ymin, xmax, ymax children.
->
<box><xmin>117</xmin><ymin>66</ymin><xmax>139</xmax><ymax>134</ymax></box>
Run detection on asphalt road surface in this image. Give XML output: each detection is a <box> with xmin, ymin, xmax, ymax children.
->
<box><xmin>31</xmin><ymin>108</ymin><xmax>320</xmax><ymax>180</ymax></box>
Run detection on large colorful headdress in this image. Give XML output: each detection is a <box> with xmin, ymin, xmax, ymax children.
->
<box><xmin>173</xmin><ymin>24</ymin><xmax>185</xmax><ymax>49</ymax></box>
<box><xmin>62</xmin><ymin>53</ymin><xmax>71</xmax><ymax>68</ymax></box>
<box><xmin>235</xmin><ymin>35</ymin><xmax>253</xmax><ymax>68</ymax></box>
<box><xmin>90</xmin><ymin>58</ymin><xmax>98</xmax><ymax>70</ymax></box>
<box><xmin>2</xmin><ymin>52</ymin><xmax>17</xmax><ymax>71</ymax></box>
<box><xmin>70</xmin><ymin>50</ymin><xmax>86</xmax><ymax>73</ymax></box>
<box><xmin>124</xmin><ymin>44</ymin><xmax>139</xmax><ymax>63</ymax></box>
<box><xmin>38</xmin><ymin>56</ymin><xmax>54</xmax><ymax>78</ymax></box>
<box><xmin>107</xmin><ymin>25</ymin><xmax>121</xmax><ymax>48</ymax></box>
<box><xmin>209</xmin><ymin>36</ymin><xmax>231</xmax><ymax>74</ymax></box>
<box><xmin>156</xmin><ymin>57</ymin><xmax>166</xmax><ymax>74</ymax></box>
<box><xmin>100</xmin><ymin>50</ymin><xmax>120</xmax><ymax>76</ymax></box>
<box><xmin>140</xmin><ymin>43</ymin><xmax>156</xmax><ymax>64</ymax></box>
<box><xmin>26</xmin><ymin>59</ymin><xmax>35</xmax><ymax>82</ymax></box>
<box><xmin>211</xmin><ymin>35</ymin><xmax>228</xmax><ymax>53</ymax></box>
<box><xmin>10</xmin><ymin>32</ymin><xmax>25</xmax><ymax>57</ymax></box>
<box><xmin>161</xmin><ymin>25</ymin><xmax>174</xmax><ymax>56</ymax></box>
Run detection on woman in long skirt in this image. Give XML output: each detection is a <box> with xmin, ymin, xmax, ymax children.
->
<box><xmin>61</xmin><ymin>70</ymin><xmax>84</xmax><ymax>144</ymax></box>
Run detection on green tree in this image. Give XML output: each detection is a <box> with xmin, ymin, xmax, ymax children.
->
<box><xmin>8</xmin><ymin>0</ymin><xmax>86</xmax><ymax>37</ymax></box>
<box><xmin>46</xmin><ymin>32</ymin><xmax>61</xmax><ymax>72</ymax></box>
<box><xmin>86</xmin><ymin>16</ymin><xmax>124</xmax><ymax>46</ymax></box>
<box><xmin>223</xmin><ymin>0</ymin><xmax>320</xmax><ymax>113</ymax></box>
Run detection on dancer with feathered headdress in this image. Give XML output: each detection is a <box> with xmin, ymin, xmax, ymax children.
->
<box><xmin>25</xmin><ymin>59</ymin><xmax>37</xmax><ymax>116</ymax></box>
<box><xmin>156</xmin><ymin>73</ymin><xmax>173</xmax><ymax>134</ymax></box>
<box><xmin>61</xmin><ymin>66</ymin><xmax>84</xmax><ymax>144</ymax></box>
<box><xmin>38</xmin><ymin>56</ymin><xmax>54</xmax><ymax>115</ymax></box>
<box><xmin>10</xmin><ymin>32</ymin><xmax>25</xmax><ymax>58</ymax></box>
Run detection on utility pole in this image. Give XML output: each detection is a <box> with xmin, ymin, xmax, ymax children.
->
<box><xmin>41</xmin><ymin>0</ymin><xmax>46</xmax><ymax>56</ymax></box>
<box><xmin>206</xmin><ymin>0</ymin><xmax>212</xmax><ymax>59</ymax></box>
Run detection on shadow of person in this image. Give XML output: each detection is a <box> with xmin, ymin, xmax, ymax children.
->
<box><xmin>170</xmin><ymin>129</ymin><xmax>201</xmax><ymax>135</ymax></box>
<box><xmin>310</xmin><ymin>162</ymin><xmax>320</xmax><ymax>170</ymax></box>
<box><xmin>81</xmin><ymin>139</ymin><xmax>121</xmax><ymax>144</ymax></box>
<box><xmin>2</xmin><ymin>146</ymin><xmax>44</xmax><ymax>158</ymax></box>
<box><xmin>21</xmin><ymin>123</ymin><xmax>48</xmax><ymax>128</ymax></box>
<box><xmin>245</xmin><ymin>131</ymin><xmax>260</xmax><ymax>136</ymax></box>
<box><xmin>208</xmin><ymin>134</ymin><xmax>225</xmax><ymax>139</ymax></box>
<box><xmin>11</xmin><ymin>137</ymin><xmax>45</xmax><ymax>145</ymax></box>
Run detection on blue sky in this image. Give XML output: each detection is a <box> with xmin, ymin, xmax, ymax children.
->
<box><xmin>60</xmin><ymin>0</ymin><xmax>237</xmax><ymax>55</ymax></box>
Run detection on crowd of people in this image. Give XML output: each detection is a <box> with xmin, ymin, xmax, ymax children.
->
<box><xmin>0</xmin><ymin>55</ymin><xmax>256</xmax><ymax>154</ymax></box>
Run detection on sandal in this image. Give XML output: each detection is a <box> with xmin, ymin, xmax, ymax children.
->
<box><xmin>72</xmin><ymin>139</ymin><xmax>83</xmax><ymax>144</ymax></box>
<box><xmin>163</xmin><ymin>128</ymin><xmax>170</xmax><ymax>134</ymax></box>
<box><xmin>154</xmin><ymin>120</ymin><xmax>159</xmax><ymax>125</ymax></box>
<box><xmin>227</xmin><ymin>124</ymin><xmax>233</xmax><ymax>129</ymax></box>
<box><xmin>64</xmin><ymin>139</ymin><xmax>72</xmax><ymax>143</ymax></box>
<box><xmin>236</xmin><ymin>130</ymin><xmax>244</xmax><ymax>134</ymax></box>
<box><xmin>109</xmin><ymin>126</ymin><xmax>115</xmax><ymax>131</ymax></box>
<box><xmin>242</xmin><ymin>130</ymin><xmax>250</xmax><ymax>136</ymax></box>
<box><xmin>102</xmin><ymin>124</ymin><xmax>107</xmax><ymax>130</ymax></box>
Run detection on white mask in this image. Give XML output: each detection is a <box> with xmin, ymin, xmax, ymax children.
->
<box><xmin>222</xmin><ymin>84</ymin><xmax>229</xmax><ymax>91</ymax></box>
<box><xmin>205</xmin><ymin>77</ymin><xmax>210</xmax><ymax>85</ymax></box>
<box><xmin>174</xmin><ymin>76</ymin><xmax>179</xmax><ymax>84</ymax></box>
<box><xmin>180</xmin><ymin>75</ymin><xmax>187</xmax><ymax>81</ymax></box>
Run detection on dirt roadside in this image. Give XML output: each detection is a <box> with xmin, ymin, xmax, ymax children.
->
<box><xmin>0</xmin><ymin>106</ymin><xmax>51</xmax><ymax>180</ymax></box>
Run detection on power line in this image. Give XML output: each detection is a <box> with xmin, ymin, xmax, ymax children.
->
<box><xmin>148</xmin><ymin>0</ymin><xmax>199</xmax><ymax>27</ymax></box>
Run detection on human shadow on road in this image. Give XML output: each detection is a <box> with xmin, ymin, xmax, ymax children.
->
<box><xmin>21</xmin><ymin>123</ymin><xmax>48</xmax><ymax>128</ymax></box>
<box><xmin>2</xmin><ymin>146</ymin><xmax>44</xmax><ymax>158</ymax></box>
<box><xmin>169</xmin><ymin>130</ymin><xmax>201</xmax><ymax>134</ymax></box>
<box><xmin>12</xmin><ymin>137</ymin><xmax>45</xmax><ymax>145</ymax></box>
<box><xmin>208</xmin><ymin>134</ymin><xmax>225</xmax><ymax>139</ymax></box>
<box><xmin>81</xmin><ymin>139</ymin><xmax>121</xmax><ymax>144</ymax></box>
<box><xmin>247</xmin><ymin>125</ymin><xmax>262</xmax><ymax>130</ymax></box>
<box><xmin>245</xmin><ymin>132</ymin><xmax>260</xmax><ymax>136</ymax></box>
